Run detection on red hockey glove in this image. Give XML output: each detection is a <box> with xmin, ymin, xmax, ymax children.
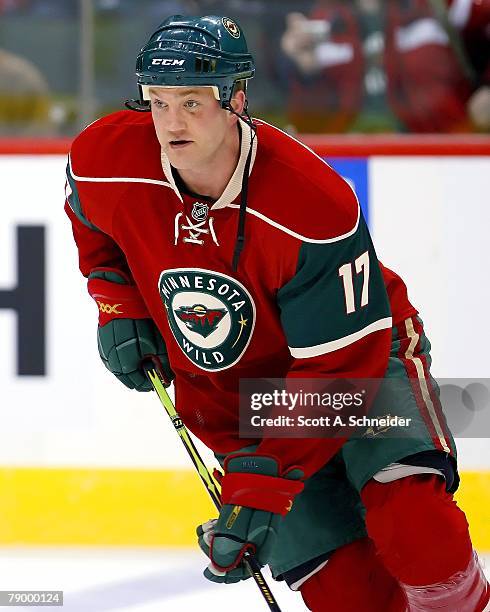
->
<box><xmin>200</xmin><ymin>454</ymin><xmax>304</xmax><ymax>583</ymax></box>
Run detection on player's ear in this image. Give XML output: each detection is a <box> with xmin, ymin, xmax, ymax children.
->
<box><xmin>229</xmin><ymin>90</ymin><xmax>246</xmax><ymax>116</ymax></box>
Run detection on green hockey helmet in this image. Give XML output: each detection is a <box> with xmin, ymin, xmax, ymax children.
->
<box><xmin>127</xmin><ymin>15</ymin><xmax>255</xmax><ymax>111</ymax></box>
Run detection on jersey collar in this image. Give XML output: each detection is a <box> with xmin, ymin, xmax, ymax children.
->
<box><xmin>160</xmin><ymin>117</ymin><xmax>258</xmax><ymax>210</ymax></box>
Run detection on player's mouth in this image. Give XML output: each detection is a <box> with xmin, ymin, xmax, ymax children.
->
<box><xmin>169</xmin><ymin>140</ymin><xmax>193</xmax><ymax>149</ymax></box>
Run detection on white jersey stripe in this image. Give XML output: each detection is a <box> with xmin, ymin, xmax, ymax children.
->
<box><xmin>289</xmin><ymin>316</ymin><xmax>392</xmax><ymax>358</ymax></box>
<box><xmin>68</xmin><ymin>155</ymin><xmax>173</xmax><ymax>188</ymax></box>
<box><xmin>404</xmin><ymin>317</ymin><xmax>451</xmax><ymax>453</ymax></box>
<box><xmin>228</xmin><ymin>203</ymin><xmax>360</xmax><ymax>244</ymax></box>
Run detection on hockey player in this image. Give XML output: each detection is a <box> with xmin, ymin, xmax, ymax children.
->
<box><xmin>65</xmin><ymin>15</ymin><xmax>489</xmax><ymax>611</ymax></box>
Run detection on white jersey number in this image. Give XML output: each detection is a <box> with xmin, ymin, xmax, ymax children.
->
<box><xmin>338</xmin><ymin>251</ymin><xmax>370</xmax><ymax>314</ymax></box>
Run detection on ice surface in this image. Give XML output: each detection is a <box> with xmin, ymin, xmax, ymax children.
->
<box><xmin>0</xmin><ymin>548</ymin><xmax>488</xmax><ymax>611</ymax></box>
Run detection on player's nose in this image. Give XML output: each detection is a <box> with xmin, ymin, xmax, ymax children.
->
<box><xmin>164</xmin><ymin>106</ymin><xmax>187</xmax><ymax>133</ymax></box>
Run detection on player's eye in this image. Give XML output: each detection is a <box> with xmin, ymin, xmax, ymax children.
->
<box><xmin>184</xmin><ymin>100</ymin><xmax>199</xmax><ymax>109</ymax></box>
<box><xmin>151</xmin><ymin>99</ymin><xmax>166</xmax><ymax>109</ymax></box>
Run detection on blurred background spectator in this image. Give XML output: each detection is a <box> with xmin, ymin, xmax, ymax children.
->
<box><xmin>279</xmin><ymin>0</ymin><xmax>490</xmax><ymax>133</ymax></box>
<box><xmin>0</xmin><ymin>48</ymin><xmax>54</xmax><ymax>135</ymax></box>
<box><xmin>0</xmin><ymin>0</ymin><xmax>488</xmax><ymax>136</ymax></box>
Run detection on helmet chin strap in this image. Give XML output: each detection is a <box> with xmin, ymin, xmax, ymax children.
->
<box><xmin>223</xmin><ymin>97</ymin><xmax>255</xmax><ymax>131</ymax></box>
<box><xmin>224</xmin><ymin>100</ymin><xmax>257</xmax><ymax>272</ymax></box>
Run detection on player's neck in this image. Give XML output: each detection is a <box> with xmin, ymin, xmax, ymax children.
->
<box><xmin>176</xmin><ymin>124</ymin><xmax>240</xmax><ymax>200</ymax></box>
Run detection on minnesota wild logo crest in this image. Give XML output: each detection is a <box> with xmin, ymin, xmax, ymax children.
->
<box><xmin>158</xmin><ymin>268</ymin><xmax>256</xmax><ymax>371</ymax></box>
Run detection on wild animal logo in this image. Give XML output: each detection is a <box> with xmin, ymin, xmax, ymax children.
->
<box><xmin>158</xmin><ymin>268</ymin><xmax>255</xmax><ymax>371</ymax></box>
<box><xmin>175</xmin><ymin>304</ymin><xmax>226</xmax><ymax>338</ymax></box>
<box><xmin>222</xmin><ymin>17</ymin><xmax>240</xmax><ymax>39</ymax></box>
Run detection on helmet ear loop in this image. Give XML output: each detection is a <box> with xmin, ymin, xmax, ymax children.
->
<box><xmin>125</xmin><ymin>84</ymin><xmax>151</xmax><ymax>112</ymax></box>
<box><xmin>124</xmin><ymin>98</ymin><xmax>151</xmax><ymax>112</ymax></box>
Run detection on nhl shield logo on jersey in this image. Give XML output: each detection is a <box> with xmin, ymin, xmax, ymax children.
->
<box><xmin>191</xmin><ymin>202</ymin><xmax>209</xmax><ymax>223</ymax></box>
<box><xmin>158</xmin><ymin>268</ymin><xmax>255</xmax><ymax>371</ymax></box>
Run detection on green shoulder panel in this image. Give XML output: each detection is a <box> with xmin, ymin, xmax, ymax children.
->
<box><xmin>277</xmin><ymin>215</ymin><xmax>391</xmax><ymax>350</ymax></box>
<box><xmin>65</xmin><ymin>157</ymin><xmax>100</xmax><ymax>232</ymax></box>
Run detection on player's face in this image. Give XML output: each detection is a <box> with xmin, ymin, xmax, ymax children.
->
<box><xmin>149</xmin><ymin>86</ymin><xmax>233</xmax><ymax>171</ymax></box>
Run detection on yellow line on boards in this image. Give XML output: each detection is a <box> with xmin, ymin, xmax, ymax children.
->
<box><xmin>0</xmin><ymin>467</ymin><xmax>488</xmax><ymax>549</ymax></box>
<box><xmin>454</xmin><ymin>471</ymin><xmax>490</xmax><ymax>551</ymax></box>
<box><xmin>0</xmin><ymin>467</ymin><xmax>213</xmax><ymax>546</ymax></box>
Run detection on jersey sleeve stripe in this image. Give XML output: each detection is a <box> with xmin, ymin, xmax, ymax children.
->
<box><xmin>289</xmin><ymin>316</ymin><xmax>392</xmax><ymax>358</ymax></box>
<box><xmin>402</xmin><ymin>317</ymin><xmax>452</xmax><ymax>453</ymax></box>
<box><xmin>228</xmin><ymin>203</ymin><xmax>360</xmax><ymax>244</ymax></box>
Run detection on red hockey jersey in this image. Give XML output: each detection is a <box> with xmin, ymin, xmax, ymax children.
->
<box><xmin>65</xmin><ymin>110</ymin><xmax>417</xmax><ymax>477</ymax></box>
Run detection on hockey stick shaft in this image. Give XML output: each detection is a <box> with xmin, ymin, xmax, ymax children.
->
<box><xmin>144</xmin><ymin>363</ymin><xmax>283</xmax><ymax>612</ymax></box>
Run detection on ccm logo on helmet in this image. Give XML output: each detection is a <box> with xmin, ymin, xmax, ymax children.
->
<box><xmin>151</xmin><ymin>58</ymin><xmax>185</xmax><ymax>66</ymax></box>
